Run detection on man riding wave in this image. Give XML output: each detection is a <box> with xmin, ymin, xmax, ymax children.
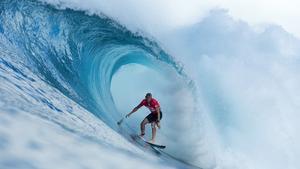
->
<box><xmin>126</xmin><ymin>93</ymin><xmax>162</xmax><ymax>143</ymax></box>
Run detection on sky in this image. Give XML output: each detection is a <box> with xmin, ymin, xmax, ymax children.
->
<box><xmin>216</xmin><ymin>0</ymin><xmax>300</xmax><ymax>37</ymax></box>
<box><xmin>43</xmin><ymin>0</ymin><xmax>300</xmax><ymax>37</ymax></box>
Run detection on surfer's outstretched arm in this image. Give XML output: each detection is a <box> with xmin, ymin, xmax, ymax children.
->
<box><xmin>126</xmin><ymin>104</ymin><xmax>142</xmax><ymax>118</ymax></box>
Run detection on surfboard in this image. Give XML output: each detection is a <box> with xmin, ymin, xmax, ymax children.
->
<box><xmin>144</xmin><ymin>141</ymin><xmax>166</xmax><ymax>149</ymax></box>
<box><xmin>138</xmin><ymin>135</ymin><xmax>166</xmax><ymax>149</ymax></box>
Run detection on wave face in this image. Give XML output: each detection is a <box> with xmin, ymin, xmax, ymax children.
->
<box><xmin>0</xmin><ymin>0</ymin><xmax>201</xmax><ymax>168</ymax></box>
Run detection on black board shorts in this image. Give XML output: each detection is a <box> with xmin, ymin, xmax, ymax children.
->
<box><xmin>146</xmin><ymin>111</ymin><xmax>163</xmax><ymax>123</ymax></box>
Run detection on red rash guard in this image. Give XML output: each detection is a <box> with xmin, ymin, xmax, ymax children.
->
<box><xmin>138</xmin><ymin>98</ymin><xmax>160</xmax><ymax>114</ymax></box>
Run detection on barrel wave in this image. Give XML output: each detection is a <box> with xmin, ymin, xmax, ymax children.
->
<box><xmin>0</xmin><ymin>0</ymin><xmax>199</xmax><ymax>168</ymax></box>
<box><xmin>2</xmin><ymin>0</ymin><xmax>300</xmax><ymax>169</ymax></box>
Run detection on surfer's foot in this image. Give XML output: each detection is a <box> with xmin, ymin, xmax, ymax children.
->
<box><xmin>148</xmin><ymin>139</ymin><xmax>155</xmax><ymax>144</ymax></box>
<box><xmin>139</xmin><ymin>133</ymin><xmax>145</xmax><ymax>137</ymax></box>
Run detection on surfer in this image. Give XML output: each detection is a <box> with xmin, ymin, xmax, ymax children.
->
<box><xmin>126</xmin><ymin>93</ymin><xmax>162</xmax><ymax>143</ymax></box>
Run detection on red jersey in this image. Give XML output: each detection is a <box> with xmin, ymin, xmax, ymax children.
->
<box><xmin>138</xmin><ymin>98</ymin><xmax>160</xmax><ymax>114</ymax></box>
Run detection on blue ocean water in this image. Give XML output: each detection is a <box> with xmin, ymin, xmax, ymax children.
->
<box><xmin>1</xmin><ymin>0</ymin><xmax>300</xmax><ymax>169</ymax></box>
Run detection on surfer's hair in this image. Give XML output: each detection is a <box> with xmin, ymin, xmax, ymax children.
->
<box><xmin>145</xmin><ymin>93</ymin><xmax>152</xmax><ymax>98</ymax></box>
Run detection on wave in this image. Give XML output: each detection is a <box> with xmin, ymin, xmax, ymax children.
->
<box><xmin>1</xmin><ymin>0</ymin><xmax>300</xmax><ymax>169</ymax></box>
<box><xmin>0</xmin><ymin>0</ymin><xmax>203</xmax><ymax>168</ymax></box>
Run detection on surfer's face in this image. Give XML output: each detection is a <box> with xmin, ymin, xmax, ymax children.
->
<box><xmin>146</xmin><ymin>96</ymin><xmax>152</xmax><ymax>102</ymax></box>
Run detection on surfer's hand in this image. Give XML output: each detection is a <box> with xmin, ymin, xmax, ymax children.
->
<box><xmin>125</xmin><ymin>113</ymin><xmax>130</xmax><ymax>118</ymax></box>
<box><xmin>156</xmin><ymin>121</ymin><xmax>161</xmax><ymax>129</ymax></box>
